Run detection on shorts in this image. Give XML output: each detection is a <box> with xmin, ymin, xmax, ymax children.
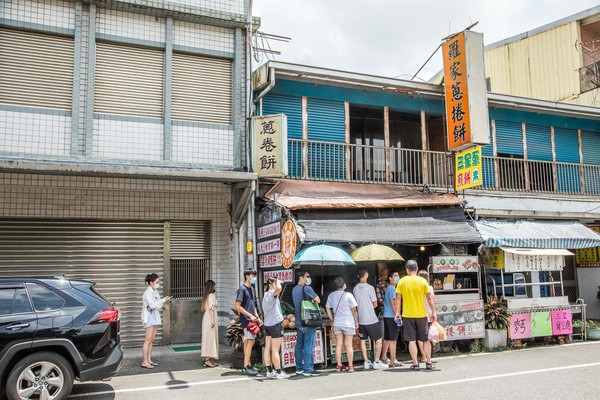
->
<box><xmin>143</xmin><ymin>310</ymin><xmax>159</xmax><ymax>329</ymax></box>
<box><xmin>383</xmin><ymin>317</ymin><xmax>399</xmax><ymax>341</ymax></box>
<box><xmin>333</xmin><ymin>326</ymin><xmax>356</xmax><ymax>336</ymax></box>
<box><xmin>243</xmin><ymin>328</ymin><xmax>257</xmax><ymax>341</ymax></box>
<box><xmin>402</xmin><ymin>317</ymin><xmax>429</xmax><ymax>342</ymax></box>
<box><xmin>264</xmin><ymin>322</ymin><xmax>284</xmax><ymax>338</ymax></box>
<box><xmin>358</xmin><ymin>322</ymin><xmax>382</xmax><ymax>342</ymax></box>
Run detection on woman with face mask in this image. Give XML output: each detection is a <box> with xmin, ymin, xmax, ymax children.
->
<box><xmin>261</xmin><ymin>278</ymin><xmax>289</xmax><ymax>379</ymax></box>
<box><xmin>201</xmin><ymin>280</ymin><xmax>219</xmax><ymax>367</ymax></box>
<box><xmin>141</xmin><ymin>273</ymin><xmax>172</xmax><ymax>369</ymax></box>
<box><xmin>381</xmin><ymin>271</ymin><xmax>403</xmax><ymax>367</ymax></box>
<box><xmin>325</xmin><ymin>277</ymin><xmax>359</xmax><ymax>372</ymax></box>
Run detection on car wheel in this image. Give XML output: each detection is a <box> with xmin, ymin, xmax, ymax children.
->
<box><xmin>6</xmin><ymin>351</ymin><xmax>74</xmax><ymax>400</ymax></box>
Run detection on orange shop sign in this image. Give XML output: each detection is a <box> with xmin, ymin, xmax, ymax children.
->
<box><xmin>442</xmin><ymin>31</ymin><xmax>490</xmax><ymax>151</ymax></box>
<box><xmin>281</xmin><ymin>220</ymin><xmax>297</xmax><ymax>269</ymax></box>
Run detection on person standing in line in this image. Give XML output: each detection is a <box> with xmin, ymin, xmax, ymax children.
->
<box><xmin>201</xmin><ymin>280</ymin><xmax>219</xmax><ymax>368</ymax></box>
<box><xmin>262</xmin><ymin>278</ymin><xmax>290</xmax><ymax>379</ymax></box>
<box><xmin>381</xmin><ymin>271</ymin><xmax>403</xmax><ymax>367</ymax></box>
<box><xmin>353</xmin><ymin>269</ymin><xmax>388</xmax><ymax>370</ymax></box>
<box><xmin>292</xmin><ymin>270</ymin><xmax>321</xmax><ymax>377</ymax></box>
<box><xmin>395</xmin><ymin>260</ymin><xmax>437</xmax><ymax>371</ymax></box>
<box><xmin>235</xmin><ymin>269</ymin><xmax>262</xmax><ymax>376</ymax></box>
<box><xmin>325</xmin><ymin>277</ymin><xmax>359</xmax><ymax>372</ymax></box>
<box><xmin>141</xmin><ymin>273</ymin><xmax>172</xmax><ymax>369</ymax></box>
<box><xmin>417</xmin><ymin>269</ymin><xmax>436</xmax><ymax>364</ymax></box>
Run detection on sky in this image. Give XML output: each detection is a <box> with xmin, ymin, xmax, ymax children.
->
<box><xmin>251</xmin><ymin>0</ymin><xmax>599</xmax><ymax>81</ymax></box>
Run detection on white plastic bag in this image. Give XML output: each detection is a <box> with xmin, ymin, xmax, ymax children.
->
<box><xmin>428</xmin><ymin>322</ymin><xmax>440</xmax><ymax>341</ymax></box>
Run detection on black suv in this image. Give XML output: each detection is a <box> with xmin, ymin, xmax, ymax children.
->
<box><xmin>0</xmin><ymin>277</ymin><xmax>123</xmax><ymax>400</ymax></box>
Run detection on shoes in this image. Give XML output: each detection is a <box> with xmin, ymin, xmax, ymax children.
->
<box><xmin>203</xmin><ymin>362</ymin><xmax>217</xmax><ymax>368</ymax></box>
<box><xmin>372</xmin><ymin>361</ymin><xmax>389</xmax><ymax>370</ymax></box>
<box><xmin>265</xmin><ymin>370</ymin><xmax>276</xmax><ymax>378</ymax></box>
<box><xmin>140</xmin><ymin>364</ymin><xmax>155</xmax><ymax>369</ymax></box>
<box><xmin>295</xmin><ymin>370</ymin><xmax>304</xmax><ymax>375</ymax></box>
<box><xmin>425</xmin><ymin>362</ymin><xmax>434</xmax><ymax>370</ymax></box>
<box><xmin>390</xmin><ymin>360</ymin><xmax>403</xmax><ymax>367</ymax></box>
<box><xmin>347</xmin><ymin>365</ymin><xmax>355</xmax><ymax>372</ymax></box>
<box><xmin>363</xmin><ymin>360</ymin><xmax>373</xmax><ymax>370</ymax></box>
<box><xmin>409</xmin><ymin>363</ymin><xmax>420</xmax><ymax>371</ymax></box>
<box><xmin>150</xmin><ymin>361</ymin><xmax>158</xmax><ymax>366</ymax></box>
<box><xmin>276</xmin><ymin>371</ymin><xmax>290</xmax><ymax>379</ymax></box>
<box><xmin>336</xmin><ymin>364</ymin><xmax>347</xmax><ymax>372</ymax></box>
<box><xmin>303</xmin><ymin>369</ymin><xmax>322</xmax><ymax>377</ymax></box>
<box><xmin>243</xmin><ymin>366</ymin><xmax>258</xmax><ymax>376</ymax></box>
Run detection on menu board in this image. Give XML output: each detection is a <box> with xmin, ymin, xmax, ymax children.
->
<box><xmin>281</xmin><ymin>330</ymin><xmax>324</xmax><ymax>368</ymax></box>
<box><xmin>435</xmin><ymin>300</ymin><xmax>485</xmax><ymax>341</ymax></box>
<box><xmin>531</xmin><ymin>311</ymin><xmax>552</xmax><ymax>337</ymax></box>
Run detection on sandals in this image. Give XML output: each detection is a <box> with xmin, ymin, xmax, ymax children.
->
<box><xmin>150</xmin><ymin>361</ymin><xmax>158</xmax><ymax>366</ymax></box>
<box><xmin>425</xmin><ymin>362</ymin><xmax>434</xmax><ymax>370</ymax></box>
<box><xmin>203</xmin><ymin>362</ymin><xmax>217</xmax><ymax>368</ymax></box>
<box><xmin>409</xmin><ymin>363</ymin><xmax>420</xmax><ymax>371</ymax></box>
<box><xmin>141</xmin><ymin>364</ymin><xmax>155</xmax><ymax>369</ymax></box>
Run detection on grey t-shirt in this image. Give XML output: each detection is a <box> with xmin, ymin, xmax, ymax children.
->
<box><xmin>353</xmin><ymin>282</ymin><xmax>378</xmax><ymax>325</ymax></box>
<box><xmin>262</xmin><ymin>289</ymin><xmax>284</xmax><ymax>327</ymax></box>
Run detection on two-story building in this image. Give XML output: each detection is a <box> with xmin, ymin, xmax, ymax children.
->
<box><xmin>252</xmin><ymin>61</ymin><xmax>600</xmax><ymax>318</ymax></box>
<box><xmin>0</xmin><ymin>0</ymin><xmax>257</xmax><ymax>346</ymax></box>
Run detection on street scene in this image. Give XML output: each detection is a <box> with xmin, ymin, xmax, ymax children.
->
<box><xmin>1</xmin><ymin>0</ymin><xmax>600</xmax><ymax>400</ymax></box>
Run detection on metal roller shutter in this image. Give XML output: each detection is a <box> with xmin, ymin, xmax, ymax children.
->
<box><xmin>495</xmin><ymin>120</ymin><xmax>523</xmax><ymax>155</ymax></box>
<box><xmin>95</xmin><ymin>42</ymin><xmax>164</xmax><ymax>118</ymax></box>
<box><xmin>0</xmin><ymin>220</ymin><xmax>164</xmax><ymax>347</ymax></box>
<box><xmin>170</xmin><ymin>221</ymin><xmax>211</xmax><ymax>259</ymax></box>
<box><xmin>0</xmin><ymin>28</ymin><xmax>73</xmax><ymax>109</ymax></box>
<box><xmin>172</xmin><ymin>53</ymin><xmax>232</xmax><ymax>124</ymax></box>
<box><xmin>169</xmin><ymin>222</ymin><xmax>211</xmax><ymax>300</ymax></box>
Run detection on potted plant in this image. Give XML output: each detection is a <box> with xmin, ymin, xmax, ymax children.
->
<box><xmin>483</xmin><ymin>298</ymin><xmax>510</xmax><ymax>349</ymax></box>
<box><xmin>225</xmin><ymin>309</ymin><xmax>264</xmax><ymax>368</ymax></box>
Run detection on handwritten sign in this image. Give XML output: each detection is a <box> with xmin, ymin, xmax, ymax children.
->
<box><xmin>263</xmin><ymin>269</ymin><xmax>294</xmax><ymax>283</ymax></box>
<box><xmin>259</xmin><ymin>253</ymin><xmax>282</xmax><ymax>268</ymax></box>
<box><xmin>551</xmin><ymin>309</ymin><xmax>573</xmax><ymax>335</ymax></box>
<box><xmin>330</xmin><ymin>334</ymin><xmax>371</xmax><ymax>363</ymax></box>
<box><xmin>257</xmin><ymin>221</ymin><xmax>281</xmax><ymax>240</ymax></box>
<box><xmin>257</xmin><ymin>237</ymin><xmax>281</xmax><ymax>255</ymax></box>
<box><xmin>252</xmin><ymin>114</ymin><xmax>288</xmax><ymax>176</ymax></box>
<box><xmin>504</xmin><ymin>253</ymin><xmax>563</xmax><ymax>273</ymax></box>
<box><xmin>531</xmin><ymin>311</ymin><xmax>552</xmax><ymax>337</ymax></box>
<box><xmin>509</xmin><ymin>313</ymin><xmax>532</xmax><ymax>339</ymax></box>
<box><xmin>281</xmin><ymin>330</ymin><xmax>324</xmax><ymax>368</ymax></box>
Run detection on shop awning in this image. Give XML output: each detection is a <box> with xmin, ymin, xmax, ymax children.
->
<box><xmin>265</xmin><ymin>180</ymin><xmax>465</xmax><ymax>210</ymax></box>
<box><xmin>500</xmin><ymin>248</ymin><xmax>574</xmax><ymax>256</ymax></box>
<box><xmin>295</xmin><ymin>207</ymin><xmax>482</xmax><ymax>244</ymax></box>
<box><xmin>476</xmin><ymin>219</ymin><xmax>600</xmax><ymax>249</ymax></box>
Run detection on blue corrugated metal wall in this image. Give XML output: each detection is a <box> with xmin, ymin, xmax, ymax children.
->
<box><xmin>554</xmin><ymin>127</ymin><xmax>580</xmax><ymax>193</ymax></box>
<box><xmin>307</xmin><ymin>98</ymin><xmax>345</xmax><ymax>180</ymax></box>
<box><xmin>526</xmin><ymin>124</ymin><xmax>553</xmax><ymax>161</ymax></box>
<box><xmin>581</xmin><ymin>130</ymin><xmax>600</xmax><ymax>195</ymax></box>
<box><xmin>481</xmin><ymin>122</ymin><xmax>495</xmax><ymax>188</ymax></box>
<box><xmin>262</xmin><ymin>94</ymin><xmax>303</xmax><ymax>177</ymax></box>
<box><xmin>495</xmin><ymin>120</ymin><xmax>523</xmax><ymax>155</ymax></box>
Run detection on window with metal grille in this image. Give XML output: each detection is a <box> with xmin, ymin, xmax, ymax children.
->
<box><xmin>170</xmin><ymin>258</ymin><xmax>210</xmax><ymax>299</ymax></box>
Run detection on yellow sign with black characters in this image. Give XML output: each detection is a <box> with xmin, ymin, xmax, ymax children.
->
<box><xmin>455</xmin><ymin>145</ymin><xmax>482</xmax><ymax>191</ymax></box>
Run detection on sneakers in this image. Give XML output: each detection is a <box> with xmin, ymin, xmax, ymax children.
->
<box><xmin>363</xmin><ymin>360</ymin><xmax>373</xmax><ymax>370</ymax></box>
<box><xmin>336</xmin><ymin>364</ymin><xmax>347</xmax><ymax>372</ymax></box>
<box><xmin>276</xmin><ymin>371</ymin><xmax>290</xmax><ymax>379</ymax></box>
<box><xmin>243</xmin><ymin>366</ymin><xmax>258</xmax><ymax>376</ymax></box>
<box><xmin>265</xmin><ymin>370</ymin><xmax>276</xmax><ymax>379</ymax></box>
<box><xmin>302</xmin><ymin>369</ymin><xmax>322</xmax><ymax>377</ymax></box>
<box><xmin>372</xmin><ymin>361</ymin><xmax>389</xmax><ymax>370</ymax></box>
<box><xmin>295</xmin><ymin>370</ymin><xmax>303</xmax><ymax>376</ymax></box>
<box><xmin>347</xmin><ymin>365</ymin><xmax>355</xmax><ymax>372</ymax></box>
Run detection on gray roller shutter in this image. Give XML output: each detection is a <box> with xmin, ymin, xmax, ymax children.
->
<box><xmin>0</xmin><ymin>28</ymin><xmax>73</xmax><ymax>109</ymax></box>
<box><xmin>95</xmin><ymin>42</ymin><xmax>164</xmax><ymax>118</ymax></box>
<box><xmin>172</xmin><ymin>53</ymin><xmax>232</xmax><ymax>124</ymax></box>
<box><xmin>0</xmin><ymin>220</ymin><xmax>164</xmax><ymax>347</ymax></box>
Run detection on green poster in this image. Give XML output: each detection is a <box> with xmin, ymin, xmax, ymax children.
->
<box><xmin>531</xmin><ymin>311</ymin><xmax>552</xmax><ymax>337</ymax></box>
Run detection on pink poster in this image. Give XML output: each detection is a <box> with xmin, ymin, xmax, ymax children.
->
<box><xmin>509</xmin><ymin>313</ymin><xmax>532</xmax><ymax>339</ymax></box>
<box><xmin>551</xmin><ymin>309</ymin><xmax>573</xmax><ymax>335</ymax></box>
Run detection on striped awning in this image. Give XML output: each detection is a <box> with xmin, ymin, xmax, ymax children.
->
<box><xmin>476</xmin><ymin>220</ymin><xmax>600</xmax><ymax>249</ymax></box>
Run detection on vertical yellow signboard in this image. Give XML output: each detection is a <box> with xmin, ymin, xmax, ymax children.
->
<box><xmin>455</xmin><ymin>146</ymin><xmax>482</xmax><ymax>191</ymax></box>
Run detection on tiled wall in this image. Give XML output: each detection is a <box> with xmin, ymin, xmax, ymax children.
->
<box><xmin>0</xmin><ymin>172</ymin><xmax>241</xmax><ymax>325</ymax></box>
<box><xmin>96</xmin><ymin>8</ymin><xmax>166</xmax><ymax>43</ymax></box>
<box><xmin>0</xmin><ymin>109</ymin><xmax>70</xmax><ymax>156</ymax></box>
<box><xmin>171</xmin><ymin>124</ymin><xmax>234</xmax><ymax>165</ymax></box>
<box><xmin>93</xmin><ymin>118</ymin><xmax>164</xmax><ymax>161</ymax></box>
<box><xmin>0</xmin><ymin>0</ymin><xmax>75</xmax><ymax>30</ymax></box>
<box><xmin>173</xmin><ymin>20</ymin><xmax>234</xmax><ymax>52</ymax></box>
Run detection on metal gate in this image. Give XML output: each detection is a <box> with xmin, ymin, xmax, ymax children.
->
<box><xmin>0</xmin><ymin>220</ymin><xmax>164</xmax><ymax>347</ymax></box>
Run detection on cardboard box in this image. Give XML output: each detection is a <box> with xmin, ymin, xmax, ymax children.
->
<box><xmin>443</xmin><ymin>274</ymin><xmax>455</xmax><ymax>290</ymax></box>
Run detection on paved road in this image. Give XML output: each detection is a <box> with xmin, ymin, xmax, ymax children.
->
<box><xmin>69</xmin><ymin>342</ymin><xmax>600</xmax><ymax>400</ymax></box>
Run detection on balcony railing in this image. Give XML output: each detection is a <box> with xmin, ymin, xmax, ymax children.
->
<box><xmin>287</xmin><ymin>138</ymin><xmax>600</xmax><ymax>195</ymax></box>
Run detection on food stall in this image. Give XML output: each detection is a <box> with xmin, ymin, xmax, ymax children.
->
<box><xmin>484</xmin><ymin>247</ymin><xmax>577</xmax><ymax>340</ymax></box>
<box><xmin>428</xmin><ymin>255</ymin><xmax>486</xmax><ymax>341</ymax></box>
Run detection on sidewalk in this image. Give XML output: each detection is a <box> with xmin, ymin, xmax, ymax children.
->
<box><xmin>118</xmin><ymin>340</ymin><xmax>235</xmax><ymax>377</ymax></box>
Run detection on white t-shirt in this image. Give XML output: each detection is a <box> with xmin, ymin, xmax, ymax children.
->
<box><xmin>326</xmin><ymin>290</ymin><xmax>358</xmax><ymax>329</ymax></box>
<box><xmin>353</xmin><ymin>283</ymin><xmax>378</xmax><ymax>325</ymax></box>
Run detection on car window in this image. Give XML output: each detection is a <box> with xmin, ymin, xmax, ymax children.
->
<box><xmin>0</xmin><ymin>288</ymin><xmax>15</xmax><ymax>315</ymax></box>
<box><xmin>12</xmin><ymin>288</ymin><xmax>33</xmax><ymax>314</ymax></box>
<box><xmin>27</xmin><ymin>283</ymin><xmax>65</xmax><ymax>311</ymax></box>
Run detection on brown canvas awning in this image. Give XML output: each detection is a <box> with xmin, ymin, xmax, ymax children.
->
<box><xmin>264</xmin><ymin>180</ymin><xmax>465</xmax><ymax>210</ymax></box>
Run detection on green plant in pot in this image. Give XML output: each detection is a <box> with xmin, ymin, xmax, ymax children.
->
<box><xmin>483</xmin><ymin>298</ymin><xmax>509</xmax><ymax>349</ymax></box>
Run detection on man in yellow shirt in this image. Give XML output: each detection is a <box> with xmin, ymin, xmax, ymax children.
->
<box><xmin>395</xmin><ymin>260</ymin><xmax>437</xmax><ymax>371</ymax></box>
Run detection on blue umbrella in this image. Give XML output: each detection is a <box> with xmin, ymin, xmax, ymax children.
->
<box><xmin>292</xmin><ymin>244</ymin><xmax>356</xmax><ymax>294</ymax></box>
